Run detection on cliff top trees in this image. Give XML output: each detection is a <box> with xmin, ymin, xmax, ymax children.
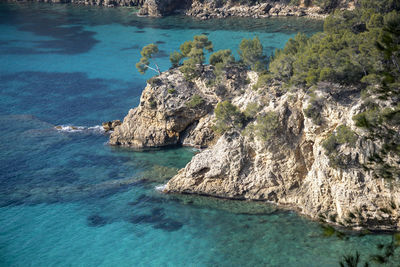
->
<box><xmin>169</xmin><ymin>35</ymin><xmax>214</xmax><ymax>79</ymax></box>
<box><xmin>209</xmin><ymin>49</ymin><xmax>236</xmax><ymax>79</ymax></box>
<box><xmin>238</xmin><ymin>36</ymin><xmax>267</xmax><ymax>72</ymax></box>
<box><xmin>136</xmin><ymin>44</ymin><xmax>161</xmax><ymax>75</ymax></box>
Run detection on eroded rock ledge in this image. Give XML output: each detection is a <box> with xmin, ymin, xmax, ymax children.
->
<box><xmin>111</xmin><ymin>66</ymin><xmax>400</xmax><ymax>231</ymax></box>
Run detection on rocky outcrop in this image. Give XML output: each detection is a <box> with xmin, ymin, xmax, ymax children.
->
<box><xmin>6</xmin><ymin>0</ymin><xmax>355</xmax><ymax>18</ymax></box>
<box><xmin>163</xmin><ymin>79</ymin><xmax>400</xmax><ymax>231</ymax></box>
<box><xmin>112</xmin><ymin>66</ymin><xmax>400</xmax><ymax>231</ymax></box>
<box><xmin>170</xmin><ymin>0</ymin><xmax>354</xmax><ymax>19</ymax></box>
<box><xmin>4</xmin><ymin>0</ymin><xmax>145</xmax><ymax>7</ymax></box>
<box><xmin>102</xmin><ymin>120</ymin><xmax>121</xmax><ymax>132</ymax></box>
<box><xmin>138</xmin><ymin>0</ymin><xmax>189</xmax><ymax>16</ymax></box>
<box><xmin>110</xmin><ymin>66</ymin><xmax>251</xmax><ymax>148</ymax></box>
<box><xmin>186</xmin><ymin>1</ymin><xmax>327</xmax><ymax>19</ymax></box>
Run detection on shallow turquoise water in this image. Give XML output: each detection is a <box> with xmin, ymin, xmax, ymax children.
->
<box><xmin>0</xmin><ymin>2</ymin><xmax>392</xmax><ymax>266</ymax></box>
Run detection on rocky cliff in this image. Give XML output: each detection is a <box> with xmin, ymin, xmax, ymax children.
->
<box><xmin>139</xmin><ymin>0</ymin><xmax>356</xmax><ymax>19</ymax></box>
<box><xmin>3</xmin><ymin>0</ymin><xmax>145</xmax><ymax>7</ymax></box>
<box><xmin>111</xmin><ymin>66</ymin><xmax>400</xmax><ymax>231</ymax></box>
<box><xmin>4</xmin><ymin>0</ymin><xmax>355</xmax><ymax>18</ymax></box>
<box><xmin>109</xmin><ymin>66</ymin><xmax>248</xmax><ymax>148</ymax></box>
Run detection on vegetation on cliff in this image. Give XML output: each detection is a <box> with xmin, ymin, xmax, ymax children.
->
<box><xmin>130</xmin><ymin>0</ymin><xmax>400</xmax><ymax>230</ymax></box>
<box><xmin>136</xmin><ymin>0</ymin><xmax>399</xmax><ymax>174</ymax></box>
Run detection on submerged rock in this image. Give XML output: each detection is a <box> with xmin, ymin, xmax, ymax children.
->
<box><xmin>87</xmin><ymin>214</ymin><xmax>109</xmax><ymax>227</ymax></box>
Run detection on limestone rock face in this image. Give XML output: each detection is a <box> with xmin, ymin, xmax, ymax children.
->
<box><xmin>138</xmin><ymin>0</ymin><xmax>189</xmax><ymax>16</ymax></box>
<box><xmin>110</xmin><ymin>69</ymin><xmax>210</xmax><ymax>147</ymax></box>
<box><xmin>184</xmin><ymin>0</ymin><xmax>356</xmax><ymax>19</ymax></box>
<box><xmin>165</xmin><ymin>81</ymin><xmax>400</xmax><ymax>231</ymax></box>
<box><xmin>109</xmin><ymin>67</ymin><xmax>252</xmax><ymax>148</ymax></box>
<box><xmin>111</xmin><ymin>65</ymin><xmax>399</xmax><ymax>231</ymax></box>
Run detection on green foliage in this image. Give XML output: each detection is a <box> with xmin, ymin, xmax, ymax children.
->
<box><xmin>335</xmin><ymin>125</ymin><xmax>358</xmax><ymax>145</ymax></box>
<box><xmin>179</xmin><ymin>41</ymin><xmax>192</xmax><ymax>57</ymax></box>
<box><xmin>361</xmin><ymin>0</ymin><xmax>400</xmax><ymax>13</ymax></box>
<box><xmin>243</xmin><ymin>102</ymin><xmax>260</xmax><ymax>119</ymax></box>
<box><xmin>315</xmin><ymin>0</ymin><xmax>340</xmax><ymax>11</ymax></box>
<box><xmin>382</xmin><ymin>104</ymin><xmax>400</xmax><ymax>125</ymax></box>
<box><xmin>186</xmin><ymin>94</ymin><xmax>205</xmax><ymax>108</ymax></box>
<box><xmin>238</xmin><ymin>36</ymin><xmax>267</xmax><ymax>72</ymax></box>
<box><xmin>269</xmin><ymin>33</ymin><xmax>308</xmax><ymax>83</ymax></box>
<box><xmin>353</xmin><ymin>108</ymin><xmax>382</xmax><ymax>129</ymax></box>
<box><xmin>209</xmin><ymin>49</ymin><xmax>236</xmax><ymax>78</ymax></box>
<box><xmin>252</xmin><ymin>73</ymin><xmax>272</xmax><ymax>90</ymax></box>
<box><xmin>140</xmin><ymin>43</ymin><xmax>158</xmax><ymax>58</ymax></box>
<box><xmin>170</xmin><ymin>51</ymin><xmax>184</xmax><ymax>68</ymax></box>
<box><xmin>147</xmin><ymin>77</ymin><xmax>162</xmax><ymax>87</ymax></box>
<box><xmin>304</xmin><ymin>95</ymin><xmax>324</xmax><ymax>125</ymax></box>
<box><xmin>136</xmin><ymin>57</ymin><xmax>150</xmax><ymax>75</ymax></box>
<box><xmin>267</xmin><ymin>5</ymin><xmax>400</xmax><ymax>92</ymax></box>
<box><xmin>148</xmin><ymin>99</ymin><xmax>157</xmax><ymax>109</ymax></box>
<box><xmin>174</xmin><ymin>35</ymin><xmax>214</xmax><ymax>80</ymax></box>
<box><xmin>376</xmin><ymin>11</ymin><xmax>400</xmax><ymax>90</ymax></box>
<box><xmin>136</xmin><ymin>44</ymin><xmax>161</xmax><ymax>75</ymax></box>
<box><xmin>180</xmin><ymin>58</ymin><xmax>201</xmax><ymax>80</ymax></box>
<box><xmin>213</xmin><ymin>101</ymin><xmax>245</xmax><ymax>134</ymax></box>
<box><xmin>353</xmin><ymin>104</ymin><xmax>400</xmax><ymax>130</ymax></box>
<box><xmin>255</xmin><ymin>111</ymin><xmax>279</xmax><ymax>141</ymax></box>
<box><xmin>322</xmin><ymin>125</ymin><xmax>357</xmax><ymax>168</ymax></box>
<box><xmin>210</xmin><ymin>49</ymin><xmax>235</xmax><ymax>66</ymax></box>
<box><xmin>168</xmin><ymin>88</ymin><xmax>176</xmax><ymax>94</ymax></box>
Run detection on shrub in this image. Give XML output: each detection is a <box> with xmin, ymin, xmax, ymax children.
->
<box><xmin>174</xmin><ymin>35</ymin><xmax>214</xmax><ymax>80</ymax></box>
<box><xmin>322</xmin><ymin>125</ymin><xmax>357</xmax><ymax>168</ymax></box>
<box><xmin>238</xmin><ymin>36</ymin><xmax>267</xmax><ymax>72</ymax></box>
<box><xmin>252</xmin><ymin>73</ymin><xmax>272</xmax><ymax>90</ymax></box>
<box><xmin>186</xmin><ymin>94</ymin><xmax>205</xmax><ymax>108</ymax></box>
<box><xmin>255</xmin><ymin>111</ymin><xmax>279</xmax><ymax>141</ymax></box>
<box><xmin>170</xmin><ymin>51</ymin><xmax>184</xmax><ymax>68</ymax></box>
<box><xmin>335</xmin><ymin>125</ymin><xmax>358</xmax><ymax>145</ymax></box>
<box><xmin>244</xmin><ymin>102</ymin><xmax>260</xmax><ymax>119</ymax></box>
<box><xmin>213</xmin><ymin>101</ymin><xmax>245</xmax><ymax>134</ymax></box>
<box><xmin>136</xmin><ymin>43</ymin><xmax>161</xmax><ymax>75</ymax></box>
<box><xmin>353</xmin><ymin>108</ymin><xmax>382</xmax><ymax>129</ymax></box>
<box><xmin>210</xmin><ymin>49</ymin><xmax>236</xmax><ymax>80</ymax></box>
<box><xmin>168</xmin><ymin>88</ymin><xmax>176</xmax><ymax>94</ymax></box>
<box><xmin>304</xmin><ymin>96</ymin><xmax>324</xmax><ymax>125</ymax></box>
<box><xmin>147</xmin><ymin>77</ymin><xmax>162</xmax><ymax>87</ymax></box>
<box><xmin>148</xmin><ymin>99</ymin><xmax>157</xmax><ymax>109</ymax></box>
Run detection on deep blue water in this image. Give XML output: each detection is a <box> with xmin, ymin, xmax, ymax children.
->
<box><xmin>0</xmin><ymin>2</ymin><xmax>392</xmax><ymax>266</ymax></box>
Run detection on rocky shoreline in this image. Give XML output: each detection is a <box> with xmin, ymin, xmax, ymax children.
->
<box><xmin>183</xmin><ymin>1</ymin><xmax>330</xmax><ymax>20</ymax></box>
<box><xmin>3</xmin><ymin>0</ymin><xmax>355</xmax><ymax>19</ymax></box>
<box><xmin>110</xmin><ymin>64</ymin><xmax>400</xmax><ymax>232</ymax></box>
<box><xmin>1</xmin><ymin>0</ymin><xmax>144</xmax><ymax>7</ymax></box>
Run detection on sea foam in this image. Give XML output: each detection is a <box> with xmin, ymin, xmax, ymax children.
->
<box><xmin>54</xmin><ymin>125</ymin><xmax>105</xmax><ymax>134</ymax></box>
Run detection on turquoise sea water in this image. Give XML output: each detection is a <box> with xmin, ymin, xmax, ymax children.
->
<box><xmin>0</xmin><ymin>3</ymin><xmax>393</xmax><ymax>266</ymax></box>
